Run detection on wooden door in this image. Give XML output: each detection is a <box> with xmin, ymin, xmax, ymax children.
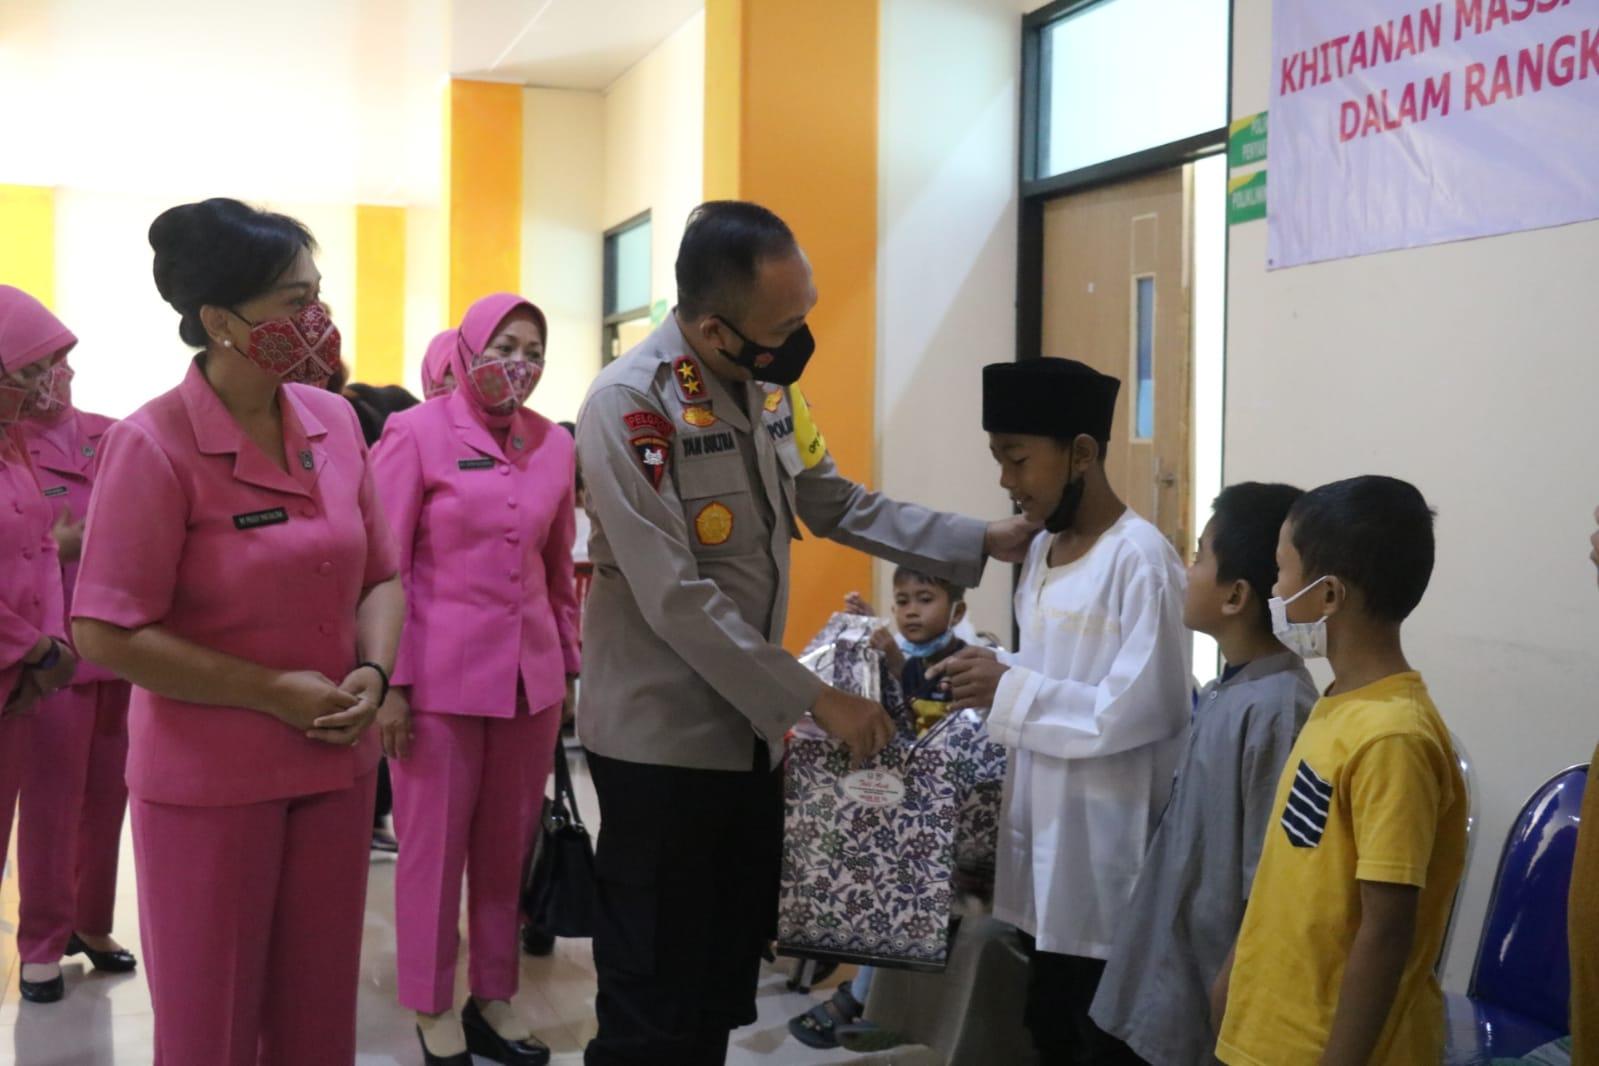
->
<box><xmin>1041</xmin><ymin>167</ymin><xmax>1195</xmax><ymax>557</ymax></box>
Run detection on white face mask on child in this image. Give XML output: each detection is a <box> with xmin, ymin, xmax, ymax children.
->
<box><xmin>1268</xmin><ymin>576</ymin><xmax>1333</xmax><ymax>660</ymax></box>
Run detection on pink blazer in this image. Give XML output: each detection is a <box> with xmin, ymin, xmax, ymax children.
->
<box><xmin>372</xmin><ymin>389</ymin><xmax>580</xmax><ymax>718</ymax></box>
<box><xmin>0</xmin><ymin>432</ymin><xmax>66</xmax><ymax>706</ymax></box>
<box><xmin>73</xmin><ymin>359</ymin><xmax>399</xmax><ymax>807</ymax></box>
<box><xmin>23</xmin><ymin>409</ymin><xmax>117</xmax><ymax>686</ymax></box>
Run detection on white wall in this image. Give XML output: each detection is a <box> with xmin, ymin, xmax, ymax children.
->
<box><xmin>1</xmin><ymin>0</ymin><xmax>449</xmax><ymax>416</ymax></box>
<box><xmin>51</xmin><ymin>192</ymin><xmax>360</xmax><ymax>419</ymax></box>
<box><xmin>602</xmin><ymin>11</ymin><xmax>706</xmax><ymax>306</ymax></box>
<box><xmin>875</xmin><ymin>0</ymin><xmax>1030</xmax><ymax>635</ymax></box>
<box><xmin>1227</xmin><ymin>3</ymin><xmax>1599</xmax><ymax>988</ymax></box>
<box><xmin>523</xmin><ymin>88</ymin><xmax>606</xmax><ymax>423</ymax></box>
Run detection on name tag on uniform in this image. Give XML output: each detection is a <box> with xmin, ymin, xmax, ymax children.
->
<box><xmin>42</xmin><ymin>486</ymin><xmax>69</xmax><ymax>498</ymax></box>
<box><xmin>681</xmin><ymin>430</ymin><xmax>737</xmax><ymax>459</ymax></box>
<box><xmin>233</xmin><ymin>507</ymin><xmax>289</xmax><ymax>531</ymax></box>
<box><xmin>458</xmin><ymin>458</ymin><xmax>496</xmax><ymax>470</ymax></box>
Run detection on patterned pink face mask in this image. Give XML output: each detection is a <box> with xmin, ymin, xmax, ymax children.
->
<box><xmin>467</xmin><ymin>354</ymin><xmax>541</xmax><ymax>415</ymax></box>
<box><xmin>234</xmin><ymin>303</ymin><xmax>342</xmax><ymax>388</ymax></box>
<box><xmin>27</xmin><ymin>363</ymin><xmax>73</xmax><ymax>419</ymax></box>
<box><xmin>0</xmin><ymin>362</ymin><xmax>54</xmax><ymax>425</ymax></box>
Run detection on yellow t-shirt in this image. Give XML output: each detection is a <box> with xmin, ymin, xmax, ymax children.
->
<box><xmin>1217</xmin><ymin>672</ymin><xmax>1467</xmax><ymax>1066</ymax></box>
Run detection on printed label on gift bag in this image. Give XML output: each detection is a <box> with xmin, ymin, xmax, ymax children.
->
<box><xmin>840</xmin><ymin>769</ymin><xmax>906</xmax><ymax>809</ymax></box>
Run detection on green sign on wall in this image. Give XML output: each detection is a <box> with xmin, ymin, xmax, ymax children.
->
<box><xmin>1227</xmin><ymin>170</ymin><xmax>1267</xmax><ymax>225</ymax></box>
<box><xmin>1229</xmin><ymin>111</ymin><xmax>1268</xmax><ymax>169</ymax></box>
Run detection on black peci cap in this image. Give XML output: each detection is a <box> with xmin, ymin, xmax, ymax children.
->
<box><xmin>982</xmin><ymin>358</ymin><xmax>1121</xmax><ymax>441</ymax></box>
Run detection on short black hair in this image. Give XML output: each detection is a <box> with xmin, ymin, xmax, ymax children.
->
<box><xmin>675</xmin><ymin>201</ymin><xmax>798</xmax><ymax>320</ymax></box>
<box><xmin>149</xmin><ymin>198</ymin><xmax>316</xmax><ymax>348</ymax></box>
<box><xmin>893</xmin><ymin>567</ymin><xmax>965</xmax><ymax>604</ymax></box>
<box><xmin>341</xmin><ymin>384</ymin><xmax>419</xmax><ymax>447</ymax></box>
<box><xmin>1288</xmin><ymin>476</ymin><xmax>1436</xmax><ymax>623</ymax></box>
<box><xmin>1209</xmin><ymin>482</ymin><xmax>1304</xmax><ymax>629</ymax></box>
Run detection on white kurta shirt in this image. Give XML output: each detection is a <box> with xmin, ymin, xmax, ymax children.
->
<box><xmin>989</xmin><ymin>509</ymin><xmax>1192</xmax><ymax>958</ymax></box>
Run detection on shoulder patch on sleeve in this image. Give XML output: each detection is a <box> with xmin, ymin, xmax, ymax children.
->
<box><xmin>624</xmin><ymin>410</ymin><xmax>674</xmax><ymax>438</ymax></box>
<box><xmin>630</xmin><ymin>435</ymin><xmax>671</xmax><ymax>491</ymax></box>
<box><xmin>788</xmin><ymin>386</ymin><xmax>827</xmax><ymax>470</ymax></box>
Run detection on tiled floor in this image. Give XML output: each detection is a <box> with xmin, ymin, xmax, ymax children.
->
<box><xmin>0</xmin><ymin>751</ymin><xmax>895</xmax><ymax>1065</ymax></box>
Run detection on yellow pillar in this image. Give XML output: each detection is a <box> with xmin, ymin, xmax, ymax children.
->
<box><xmin>354</xmin><ymin>205</ymin><xmax>408</xmax><ymax>385</ymax></box>
<box><xmin>704</xmin><ymin>0</ymin><xmax>880</xmax><ymax>651</ymax></box>
<box><xmin>0</xmin><ymin>185</ymin><xmax>57</xmax><ymax>307</ymax></box>
<box><xmin>446</xmin><ymin>80</ymin><xmax>524</xmax><ymax>324</ymax></box>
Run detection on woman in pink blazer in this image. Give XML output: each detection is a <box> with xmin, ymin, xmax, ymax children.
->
<box><xmin>71</xmin><ymin>198</ymin><xmax>404</xmax><ymax>1066</ymax></box>
<box><xmin>16</xmin><ymin>351</ymin><xmax>139</xmax><ymax>1004</ymax></box>
<box><xmin>373</xmin><ymin>292</ymin><xmax>580</xmax><ymax>1066</ymax></box>
<box><xmin>0</xmin><ymin>288</ymin><xmax>80</xmax><ymax>933</ymax></box>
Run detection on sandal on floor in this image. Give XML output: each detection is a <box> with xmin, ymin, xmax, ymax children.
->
<box><xmin>837</xmin><ymin>1021</ymin><xmax>911</xmax><ymax>1053</ymax></box>
<box><xmin>787</xmin><ymin>985</ymin><xmax>864</xmax><ymax>1050</ymax></box>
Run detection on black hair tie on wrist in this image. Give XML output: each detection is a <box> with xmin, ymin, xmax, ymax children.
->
<box><xmin>357</xmin><ymin>661</ymin><xmax>391</xmax><ymax>705</ymax></box>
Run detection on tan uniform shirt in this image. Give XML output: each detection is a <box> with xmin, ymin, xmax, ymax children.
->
<box><xmin>575</xmin><ymin>317</ymin><xmax>988</xmax><ymax>771</ymax></box>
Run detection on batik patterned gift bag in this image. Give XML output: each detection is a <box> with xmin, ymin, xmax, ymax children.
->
<box><xmin>779</xmin><ymin>620</ymin><xmax>964</xmax><ymax>971</ymax></box>
<box><xmin>943</xmin><ymin>710</ymin><xmax>1008</xmax><ymax>887</ymax></box>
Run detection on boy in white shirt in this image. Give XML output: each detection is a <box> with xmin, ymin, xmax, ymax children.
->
<box><xmin>938</xmin><ymin>358</ymin><xmax>1191</xmax><ymax>1065</ymax></box>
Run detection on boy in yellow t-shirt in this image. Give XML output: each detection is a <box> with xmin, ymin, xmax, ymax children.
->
<box><xmin>1212</xmin><ymin>476</ymin><xmax>1467</xmax><ymax>1066</ymax></box>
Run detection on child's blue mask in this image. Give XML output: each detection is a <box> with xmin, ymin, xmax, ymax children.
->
<box><xmin>896</xmin><ymin>630</ymin><xmax>955</xmax><ymax>660</ymax></box>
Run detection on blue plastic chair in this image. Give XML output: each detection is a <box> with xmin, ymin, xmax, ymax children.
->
<box><xmin>1444</xmin><ymin>762</ymin><xmax>1587</xmax><ymax>1064</ymax></box>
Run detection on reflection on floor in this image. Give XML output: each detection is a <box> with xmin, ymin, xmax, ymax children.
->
<box><xmin>0</xmin><ymin>751</ymin><xmax>894</xmax><ymax>1065</ymax></box>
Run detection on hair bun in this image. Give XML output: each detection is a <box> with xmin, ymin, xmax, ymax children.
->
<box><xmin>149</xmin><ymin>202</ymin><xmax>214</xmax><ymax>309</ymax></box>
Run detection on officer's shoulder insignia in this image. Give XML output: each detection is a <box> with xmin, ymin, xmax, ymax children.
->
<box><xmin>630</xmin><ymin>434</ymin><xmax>671</xmax><ymax>492</ymax></box>
<box><xmin>682</xmin><ymin>404</ymin><xmax>717</xmax><ymax>428</ymax></box>
<box><xmin>673</xmin><ymin>356</ymin><xmax>707</xmax><ymax>403</ymax></box>
<box><xmin>694</xmin><ymin>501</ymin><xmax>734</xmax><ymax>546</ymax></box>
<box><xmin>762</xmin><ymin>387</ymin><xmax>784</xmax><ymax>414</ymax></box>
<box><xmin>789</xmin><ymin>387</ymin><xmax>828</xmax><ymax>470</ymax></box>
<box><xmin>623</xmin><ymin>410</ymin><xmax>674</xmax><ymax>439</ymax></box>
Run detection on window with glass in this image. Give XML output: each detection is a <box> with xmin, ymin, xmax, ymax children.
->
<box><xmin>1026</xmin><ymin>0</ymin><xmax>1230</xmax><ymax>184</ymax></box>
<box><xmin>603</xmin><ymin>212</ymin><xmax>651</xmax><ymax>364</ymax></box>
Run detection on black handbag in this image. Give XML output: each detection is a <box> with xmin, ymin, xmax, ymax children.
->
<box><xmin>525</xmin><ymin>746</ymin><xmax>597</xmax><ymax>939</ymax></box>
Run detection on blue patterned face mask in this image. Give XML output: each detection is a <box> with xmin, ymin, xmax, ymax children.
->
<box><xmin>896</xmin><ymin>630</ymin><xmax>955</xmax><ymax>660</ymax></box>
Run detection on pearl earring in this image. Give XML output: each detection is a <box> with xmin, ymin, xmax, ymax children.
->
<box><xmin>223</xmin><ymin>340</ymin><xmax>233</xmax><ymax>348</ymax></box>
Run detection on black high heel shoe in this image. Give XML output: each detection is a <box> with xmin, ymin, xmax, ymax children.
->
<box><xmin>415</xmin><ymin>1025</ymin><xmax>472</xmax><ymax>1066</ymax></box>
<box><xmin>463</xmin><ymin>999</ymin><xmax>551</xmax><ymax>1066</ymax></box>
<box><xmin>66</xmin><ymin>934</ymin><xmax>137</xmax><ymax>974</ymax></box>
<box><xmin>19</xmin><ymin>970</ymin><xmax>64</xmax><ymax>1004</ymax></box>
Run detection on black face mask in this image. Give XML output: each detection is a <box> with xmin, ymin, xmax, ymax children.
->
<box><xmin>1044</xmin><ymin>470</ymin><xmax>1085</xmax><ymax>534</ymax></box>
<box><xmin>714</xmin><ymin>317</ymin><xmax>815</xmax><ymax>386</ymax></box>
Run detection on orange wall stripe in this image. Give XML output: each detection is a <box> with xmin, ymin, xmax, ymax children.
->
<box><xmin>355</xmin><ymin>204</ymin><xmax>408</xmax><ymax>386</ymax></box>
<box><xmin>706</xmin><ymin>1</ymin><xmax>879</xmax><ymax>650</ymax></box>
<box><xmin>447</xmin><ymin>80</ymin><xmax>524</xmax><ymax>324</ymax></box>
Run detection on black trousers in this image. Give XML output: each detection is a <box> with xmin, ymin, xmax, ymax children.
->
<box><xmin>583</xmin><ymin>745</ymin><xmax>783</xmax><ymax>1066</ymax></box>
<box><xmin>1020</xmin><ymin>935</ymin><xmax>1148</xmax><ymax>1066</ymax></box>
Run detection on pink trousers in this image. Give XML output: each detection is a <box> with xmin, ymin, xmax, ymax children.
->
<box><xmin>390</xmin><ymin>705</ymin><xmax>560</xmax><ymax>1013</ymax></box>
<box><xmin>18</xmin><ymin>680</ymin><xmax>131</xmax><ymax>962</ymax></box>
<box><xmin>131</xmin><ymin>771</ymin><xmax>377</xmax><ymax>1066</ymax></box>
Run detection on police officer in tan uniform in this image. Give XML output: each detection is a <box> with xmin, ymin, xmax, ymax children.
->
<box><xmin>575</xmin><ymin>201</ymin><xmax>1036</xmax><ymax>1065</ymax></box>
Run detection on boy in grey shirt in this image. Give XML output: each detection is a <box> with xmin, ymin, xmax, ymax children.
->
<box><xmin>1090</xmin><ymin>483</ymin><xmax>1317</xmax><ymax>1065</ymax></box>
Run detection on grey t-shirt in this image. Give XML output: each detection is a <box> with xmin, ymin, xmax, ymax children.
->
<box><xmin>1089</xmin><ymin>651</ymin><xmax>1317</xmax><ymax>1065</ymax></box>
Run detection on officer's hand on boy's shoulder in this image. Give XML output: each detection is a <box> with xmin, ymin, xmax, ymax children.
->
<box><xmin>930</xmin><ymin>646</ymin><xmax>1006</xmax><ymax>711</ymax></box>
<box><xmin>984</xmin><ymin>516</ymin><xmax>1043</xmax><ymax>564</ymax></box>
